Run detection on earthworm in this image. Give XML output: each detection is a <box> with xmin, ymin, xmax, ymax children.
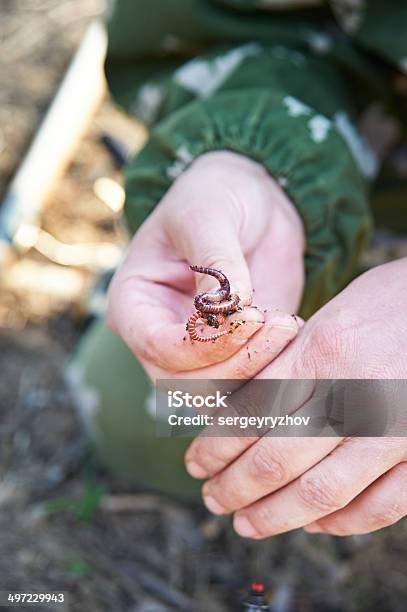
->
<box><xmin>187</xmin><ymin>265</ymin><xmax>240</xmax><ymax>342</ymax></box>
<box><xmin>186</xmin><ymin>311</ymin><xmax>228</xmax><ymax>342</ymax></box>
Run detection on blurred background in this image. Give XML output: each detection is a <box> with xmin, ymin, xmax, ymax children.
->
<box><xmin>0</xmin><ymin>2</ymin><xmax>406</xmax><ymax>611</ymax></box>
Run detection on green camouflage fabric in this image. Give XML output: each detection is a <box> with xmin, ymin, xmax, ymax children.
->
<box><xmin>106</xmin><ymin>0</ymin><xmax>407</xmax><ymax>318</ymax></box>
<box><xmin>66</xmin><ymin>322</ymin><xmax>200</xmax><ymax>499</ymax></box>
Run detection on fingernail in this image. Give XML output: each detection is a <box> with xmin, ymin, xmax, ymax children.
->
<box><xmin>186</xmin><ymin>461</ymin><xmax>208</xmax><ymax>479</ymax></box>
<box><xmin>245</xmin><ymin>306</ymin><xmax>265</xmax><ymax>322</ymax></box>
<box><xmin>233</xmin><ymin>515</ymin><xmax>259</xmax><ymax>538</ymax></box>
<box><xmin>230</xmin><ymin>287</ymin><xmax>251</xmax><ymax>307</ymax></box>
<box><xmin>234</xmin><ymin>307</ymin><xmax>264</xmax><ymax>323</ymax></box>
<box><xmin>203</xmin><ymin>495</ymin><xmax>226</xmax><ymax>515</ymax></box>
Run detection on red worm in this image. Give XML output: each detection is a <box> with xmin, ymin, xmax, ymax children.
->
<box><xmin>187</xmin><ymin>265</ymin><xmax>240</xmax><ymax>342</ymax></box>
<box><xmin>186</xmin><ymin>311</ymin><xmax>228</xmax><ymax>342</ymax></box>
<box><xmin>194</xmin><ymin>295</ymin><xmax>240</xmax><ymax>314</ymax></box>
<box><xmin>190</xmin><ymin>265</ymin><xmax>230</xmax><ymax>302</ymax></box>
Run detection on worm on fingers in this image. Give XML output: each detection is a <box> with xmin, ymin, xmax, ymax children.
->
<box><xmin>187</xmin><ymin>266</ymin><xmax>240</xmax><ymax>343</ymax></box>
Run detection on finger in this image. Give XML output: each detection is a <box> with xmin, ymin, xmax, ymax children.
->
<box><xmin>201</xmin><ymin>437</ymin><xmax>341</xmax><ymax>515</ymax></box>
<box><xmin>176</xmin><ymin>211</ymin><xmax>253</xmax><ymax>306</ymax></box>
<box><xmin>304</xmin><ymin>461</ymin><xmax>407</xmax><ymax>535</ymax></box>
<box><xmin>111</xmin><ymin>278</ymin><xmax>265</xmax><ymax>372</ymax></box>
<box><xmin>142</xmin><ymin>311</ymin><xmax>301</xmax><ymax>387</ymax></box>
<box><xmin>185</xmin><ymin>316</ymin><xmax>305</xmax><ymax>478</ymax></box>
<box><xmin>185</xmin><ymin>311</ymin><xmax>300</xmax><ymax>380</ymax></box>
<box><xmin>233</xmin><ymin>437</ymin><xmax>404</xmax><ymax>539</ymax></box>
<box><xmin>108</xmin><ymin>253</ymin><xmax>267</xmax><ymax>373</ymax></box>
<box><xmin>247</xmin><ymin>223</ymin><xmax>305</xmax><ymax>314</ymax></box>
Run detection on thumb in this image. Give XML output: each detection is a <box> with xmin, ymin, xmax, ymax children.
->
<box><xmin>182</xmin><ymin>215</ymin><xmax>253</xmax><ymax>306</ymax></box>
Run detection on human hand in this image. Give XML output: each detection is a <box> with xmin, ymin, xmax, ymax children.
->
<box><xmin>107</xmin><ymin>151</ymin><xmax>305</xmax><ymax>381</ymax></box>
<box><xmin>185</xmin><ymin>259</ymin><xmax>407</xmax><ymax>536</ymax></box>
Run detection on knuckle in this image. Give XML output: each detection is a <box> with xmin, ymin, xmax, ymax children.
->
<box><xmin>209</xmin><ymin>483</ymin><xmax>237</xmax><ymax>513</ymax></box>
<box><xmin>249</xmin><ymin>444</ymin><xmax>288</xmax><ymax>486</ymax></box>
<box><xmin>193</xmin><ymin>442</ymin><xmax>224</xmax><ymax>476</ymax></box>
<box><xmin>364</xmin><ymin>501</ymin><xmax>402</xmax><ymax>530</ymax></box>
<box><xmin>250</xmin><ymin>503</ymin><xmax>274</xmax><ymax>537</ymax></box>
<box><xmin>298</xmin><ymin>473</ymin><xmax>346</xmax><ymax>513</ymax></box>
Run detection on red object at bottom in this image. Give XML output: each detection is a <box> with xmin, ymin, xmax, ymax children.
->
<box><xmin>242</xmin><ymin>582</ymin><xmax>270</xmax><ymax>610</ymax></box>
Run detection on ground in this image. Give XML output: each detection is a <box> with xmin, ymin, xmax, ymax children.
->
<box><xmin>0</xmin><ymin>2</ymin><xmax>406</xmax><ymax>611</ymax></box>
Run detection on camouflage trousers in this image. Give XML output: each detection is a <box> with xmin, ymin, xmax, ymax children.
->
<box><xmin>66</xmin><ymin>320</ymin><xmax>201</xmax><ymax>500</ymax></box>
